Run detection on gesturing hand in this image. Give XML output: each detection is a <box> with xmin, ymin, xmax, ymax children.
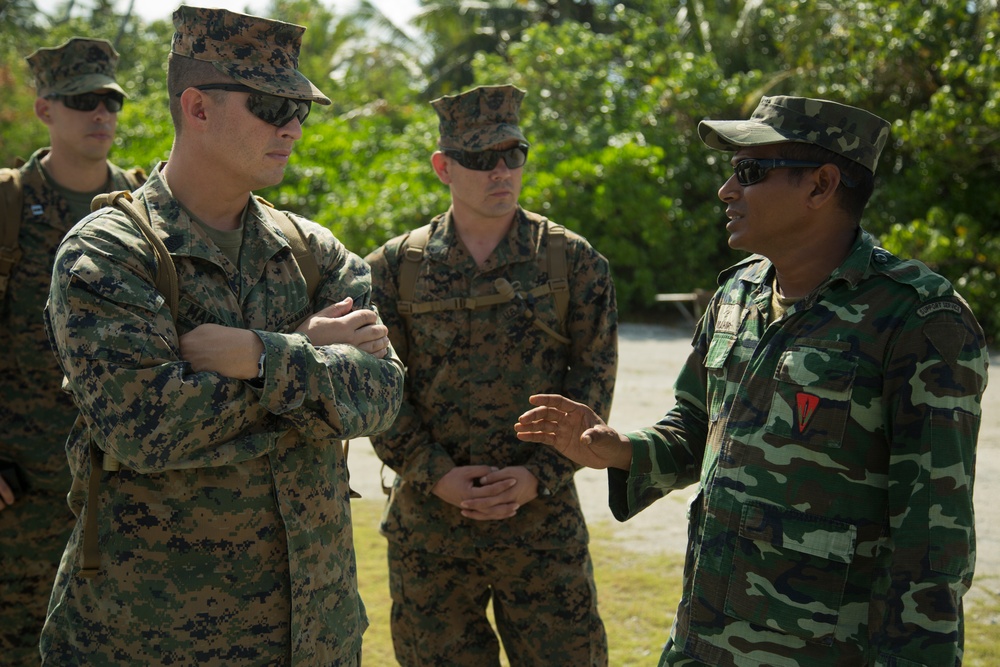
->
<box><xmin>514</xmin><ymin>394</ymin><xmax>633</xmax><ymax>471</ymax></box>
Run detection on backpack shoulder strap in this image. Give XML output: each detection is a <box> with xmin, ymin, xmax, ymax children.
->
<box><xmin>123</xmin><ymin>166</ymin><xmax>147</xmax><ymax>191</ymax></box>
<box><xmin>0</xmin><ymin>168</ymin><xmax>25</xmax><ymax>307</ymax></box>
<box><xmin>255</xmin><ymin>197</ymin><xmax>320</xmax><ymax>303</ymax></box>
<box><xmin>545</xmin><ymin>221</ymin><xmax>569</xmax><ymax>324</ymax></box>
<box><xmin>397</xmin><ymin>223</ymin><xmax>431</xmax><ymax>311</ymax></box>
<box><xmin>80</xmin><ymin>190</ymin><xmax>175</xmax><ymax>578</ymax></box>
<box><xmin>91</xmin><ymin>190</ymin><xmax>178</xmax><ymax>322</ymax></box>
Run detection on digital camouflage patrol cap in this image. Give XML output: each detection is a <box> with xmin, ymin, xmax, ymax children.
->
<box><xmin>170</xmin><ymin>5</ymin><xmax>330</xmax><ymax>105</ymax></box>
<box><xmin>26</xmin><ymin>37</ymin><xmax>125</xmax><ymax>98</ymax></box>
<box><xmin>432</xmin><ymin>84</ymin><xmax>528</xmax><ymax>152</ymax></box>
<box><xmin>698</xmin><ymin>95</ymin><xmax>891</xmax><ymax>173</ymax></box>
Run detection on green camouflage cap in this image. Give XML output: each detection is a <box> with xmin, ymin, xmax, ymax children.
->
<box><xmin>26</xmin><ymin>37</ymin><xmax>125</xmax><ymax>98</ymax></box>
<box><xmin>171</xmin><ymin>5</ymin><xmax>330</xmax><ymax>105</ymax></box>
<box><xmin>431</xmin><ymin>84</ymin><xmax>528</xmax><ymax>151</ymax></box>
<box><xmin>698</xmin><ymin>95</ymin><xmax>891</xmax><ymax>173</ymax></box>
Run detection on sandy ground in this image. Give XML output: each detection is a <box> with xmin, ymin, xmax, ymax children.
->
<box><xmin>347</xmin><ymin>321</ymin><xmax>999</xmax><ymax>605</ymax></box>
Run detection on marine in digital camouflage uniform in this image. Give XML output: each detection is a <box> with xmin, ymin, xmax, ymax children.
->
<box><xmin>365</xmin><ymin>85</ymin><xmax>617</xmax><ymax>666</ymax></box>
<box><xmin>516</xmin><ymin>96</ymin><xmax>988</xmax><ymax>666</ymax></box>
<box><xmin>0</xmin><ymin>37</ymin><xmax>144</xmax><ymax>666</ymax></box>
<box><xmin>40</xmin><ymin>6</ymin><xmax>403</xmax><ymax>665</ymax></box>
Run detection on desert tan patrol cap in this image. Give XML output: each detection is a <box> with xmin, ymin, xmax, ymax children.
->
<box><xmin>26</xmin><ymin>37</ymin><xmax>125</xmax><ymax>98</ymax></box>
<box><xmin>170</xmin><ymin>5</ymin><xmax>330</xmax><ymax>105</ymax></box>
<box><xmin>431</xmin><ymin>84</ymin><xmax>528</xmax><ymax>152</ymax></box>
<box><xmin>698</xmin><ymin>95</ymin><xmax>891</xmax><ymax>173</ymax></box>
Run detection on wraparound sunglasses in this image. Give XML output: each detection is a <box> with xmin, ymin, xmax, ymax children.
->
<box><xmin>49</xmin><ymin>91</ymin><xmax>124</xmax><ymax>113</ymax></box>
<box><xmin>733</xmin><ymin>158</ymin><xmax>857</xmax><ymax>188</ymax></box>
<box><xmin>443</xmin><ymin>143</ymin><xmax>529</xmax><ymax>171</ymax></box>
<box><xmin>177</xmin><ymin>83</ymin><xmax>311</xmax><ymax>127</ymax></box>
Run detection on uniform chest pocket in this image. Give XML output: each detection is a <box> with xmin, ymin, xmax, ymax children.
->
<box><xmin>765</xmin><ymin>342</ymin><xmax>856</xmax><ymax>448</ymax></box>
<box><xmin>703</xmin><ymin>332</ymin><xmax>737</xmax><ymax>421</ymax></box>
<box><xmin>725</xmin><ymin>502</ymin><xmax>856</xmax><ymax>644</ymax></box>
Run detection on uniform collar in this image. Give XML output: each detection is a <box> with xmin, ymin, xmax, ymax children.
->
<box><xmin>425</xmin><ymin>206</ymin><xmax>538</xmax><ymax>270</ymax></box>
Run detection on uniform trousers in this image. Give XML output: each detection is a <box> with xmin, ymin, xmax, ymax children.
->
<box><xmin>0</xmin><ymin>490</ymin><xmax>74</xmax><ymax>666</ymax></box>
<box><xmin>387</xmin><ymin>541</ymin><xmax>607</xmax><ymax>667</ymax></box>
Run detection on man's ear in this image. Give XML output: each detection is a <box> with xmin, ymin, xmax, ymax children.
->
<box><xmin>806</xmin><ymin>163</ymin><xmax>843</xmax><ymax>209</ymax></box>
<box><xmin>34</xmin><ymin>97</ymin><xmax>53</xmax><ymax>125</ymax></box>
<box><xmin>431</xmin><ymin>151</ymin><xmax>451</xmax><ymax>184</ymax></box>
<box><xmin>179</xmin><ymin>88</ymin><xmax>210</xmax><ymax>126</ymax></box>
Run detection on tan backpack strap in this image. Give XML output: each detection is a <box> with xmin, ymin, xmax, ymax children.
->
<box><xmin>123</xmin><ymin>166</ymin><xmax>147</xmax><ymax>191</ymax></box>
<box><xmin>402</xmin><ymin>278</ymin><xmax>518</xmax><ymax>315</ymax></box>
<box><xmin>0</xmin><ymin>168</ymin><xmax>25</xmax><ymax>307</ymax></box>
<box><xmin>92</xmin><ymin>190</ymin><xmax>178</xmax><ymax>322</ymax></box>
<box><xmin>79</xmin><ymin>439</ymin><xmax>104</xmax><ymax>578</ymax></box>
<box><xmin>546</xmin><ymin>222</ymin><xmax>569</xmax><ymax>324</ymax></box>
<box><xmin>256</xmin><ymin>198</ymin><xmax>320</xmax><ymax>303</ymax></box>
<box><xmin>397</xmin><ymin>224</ymin><xmax>431</xmax><ymax>313</ymax></box>
<box><xmin>79</xmin><ymin>191</ymin><xmax>174</xmax><ymax>577</ymax></box>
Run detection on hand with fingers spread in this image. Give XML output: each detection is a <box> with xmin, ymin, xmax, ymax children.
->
<box><xmin>515</xmin><ymin>394</ymin><xmax>633</xmax><ymax>471</ymax></box>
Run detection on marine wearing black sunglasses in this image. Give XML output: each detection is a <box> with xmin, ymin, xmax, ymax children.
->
<box><xmin>176</xmin><ymin>83</ymin><xmax>311</xmax><ymax>128</ymax></box>
<box><xmin>443</xmin><ymin>143</ymin><xmax>529</xmax><ymax>171</ymax></box>
<box><xmin>47</xmin><ymin>90</ymin><xmax>125</xmax><ymax>113</ymax></box>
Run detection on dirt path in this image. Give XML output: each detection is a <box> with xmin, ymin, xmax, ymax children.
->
<box><xmin>347</xmin><ymin>322</ymin><xmax>999</xmax><ymax>603</ymax></box>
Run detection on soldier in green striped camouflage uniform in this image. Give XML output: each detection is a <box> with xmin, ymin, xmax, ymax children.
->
<box><xmin>0</xmin><ymin>37</ymin><xmax>144</xmax><ymax>666</ymax></box>
<box><xmin>40</xmin><ymin>6</ymin><xmax>403</xmax><ymax>665</ymax></box>
<box><xmin>516</xmin><ymin>95</ymin><xmax>988</xmax><ymax>667</ymax></box>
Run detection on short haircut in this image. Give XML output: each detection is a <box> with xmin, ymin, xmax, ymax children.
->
<box><xmin>166</xmin><ymin>53</ymin><xmax>232</xmax><ymax>132</ymax></box>
<box><xmin>780</xmin><ymin>142</ymin><xmax>876</xmax><ymax>222</ymax></box>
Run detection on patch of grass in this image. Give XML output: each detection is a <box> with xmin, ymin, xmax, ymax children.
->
<box><xmin>352</xmin><ymin>499</ymin><xmax>1000</xmax><ymax>665</ymax></box>
<box><xmin>966</xmin><ymin>576</ymin><xmax>1000</xmax><ymax>667</ymax></box>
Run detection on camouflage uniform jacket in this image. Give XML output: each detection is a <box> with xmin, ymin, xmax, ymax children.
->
<box><xmin>42</xmin><ymin>165</ymin><xmax>405</xmax><ymax>665</ymax></box>
<box><xmin>609</xmin><ymin>230</ymin><xmax>987</xmax><ymax>666</ymax></box>
<box><xmin>366</xmin><ymin>207</ymin><xmax>617</xmax><ymax>556</ymax></box>
<box><xmin>1</xmin><ymin>148</ymin><xmax>140</xmax><ymax>494</ymax></box>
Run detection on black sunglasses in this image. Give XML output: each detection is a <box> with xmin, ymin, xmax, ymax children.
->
<box><xmin>50</xmin><ymin>91</ymin><xmax>124</xmax><ymax>113</ymax></box>
<box><xmin>443</xmin><ymin>143</ymin><xmax>529</xmax><ymax>171</ymax></box>
<box><xmin>179</xmin><ymin>83</ymin><xmax>311</xmax><ymax>127</ymax></box>
<box><xmin>733</xmin><ymin>158</ymin><xmax>858</xmax><ymax>188</ymax></box>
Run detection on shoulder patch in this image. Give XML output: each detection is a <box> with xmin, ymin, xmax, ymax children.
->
<box><xmin>917</xmin><ymin>300</ymin><xmax>962</xmax><ymax>318</ymax></box>
<box><xmin>923</xmin><ymin>322</ymin><xmax>967</xmax><ymax>367</ymax></box>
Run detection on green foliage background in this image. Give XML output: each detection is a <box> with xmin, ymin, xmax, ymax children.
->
<box><xmin>2</xmin><ymin>0</ymin><xmax>997</xmax><ymax>342</ymax></box>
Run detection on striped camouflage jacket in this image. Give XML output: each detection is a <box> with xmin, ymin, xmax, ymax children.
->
<box><xmin>610</xmin><ymin>230</ymin><xmax>987</xmax><ymax>666</ymax></box>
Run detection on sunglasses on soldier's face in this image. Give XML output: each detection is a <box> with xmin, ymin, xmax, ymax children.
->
<box><xmin>180</xmin><ymin>84</ymin><xmax>311</xmax><ymax>127</ymax></box>
<box><xmin>733</xmin><ymin>157</ymin><xmax>858</xmax><ymax>188</ymax></box>
<box><xmin>50</xmin><ymin>91</ymin><xmax>124</xmax><ymax>113</ymax></box>
<box><xmin>443</xmin><ymin>143</ymin><xmax>529</xmax><ymax>171</ymax></box>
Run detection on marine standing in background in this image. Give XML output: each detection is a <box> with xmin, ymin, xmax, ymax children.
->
<box><xmin>517</xmin><ymin>96</ymin><xmax>988</xmax><ymax>666</ymax></box>
<box><xmin>366</xmin><ymin>84</ymin><xmax>618</xmax><ymax>666</ymax></box>
<box><xmin>41</xmin><ymin>6</ymin><xmax>403</xmax><ymax>665</ymax></box>
<box><xmin>0</xmin><ymin>37</ymin><xmax>144</xmax><ymax>665</ymax></box>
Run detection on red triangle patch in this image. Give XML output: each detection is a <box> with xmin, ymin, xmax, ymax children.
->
<box><xmin>796</xmin><ymin>393</ymin><xmax>820</xmax><ymax>433</ymax></box>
